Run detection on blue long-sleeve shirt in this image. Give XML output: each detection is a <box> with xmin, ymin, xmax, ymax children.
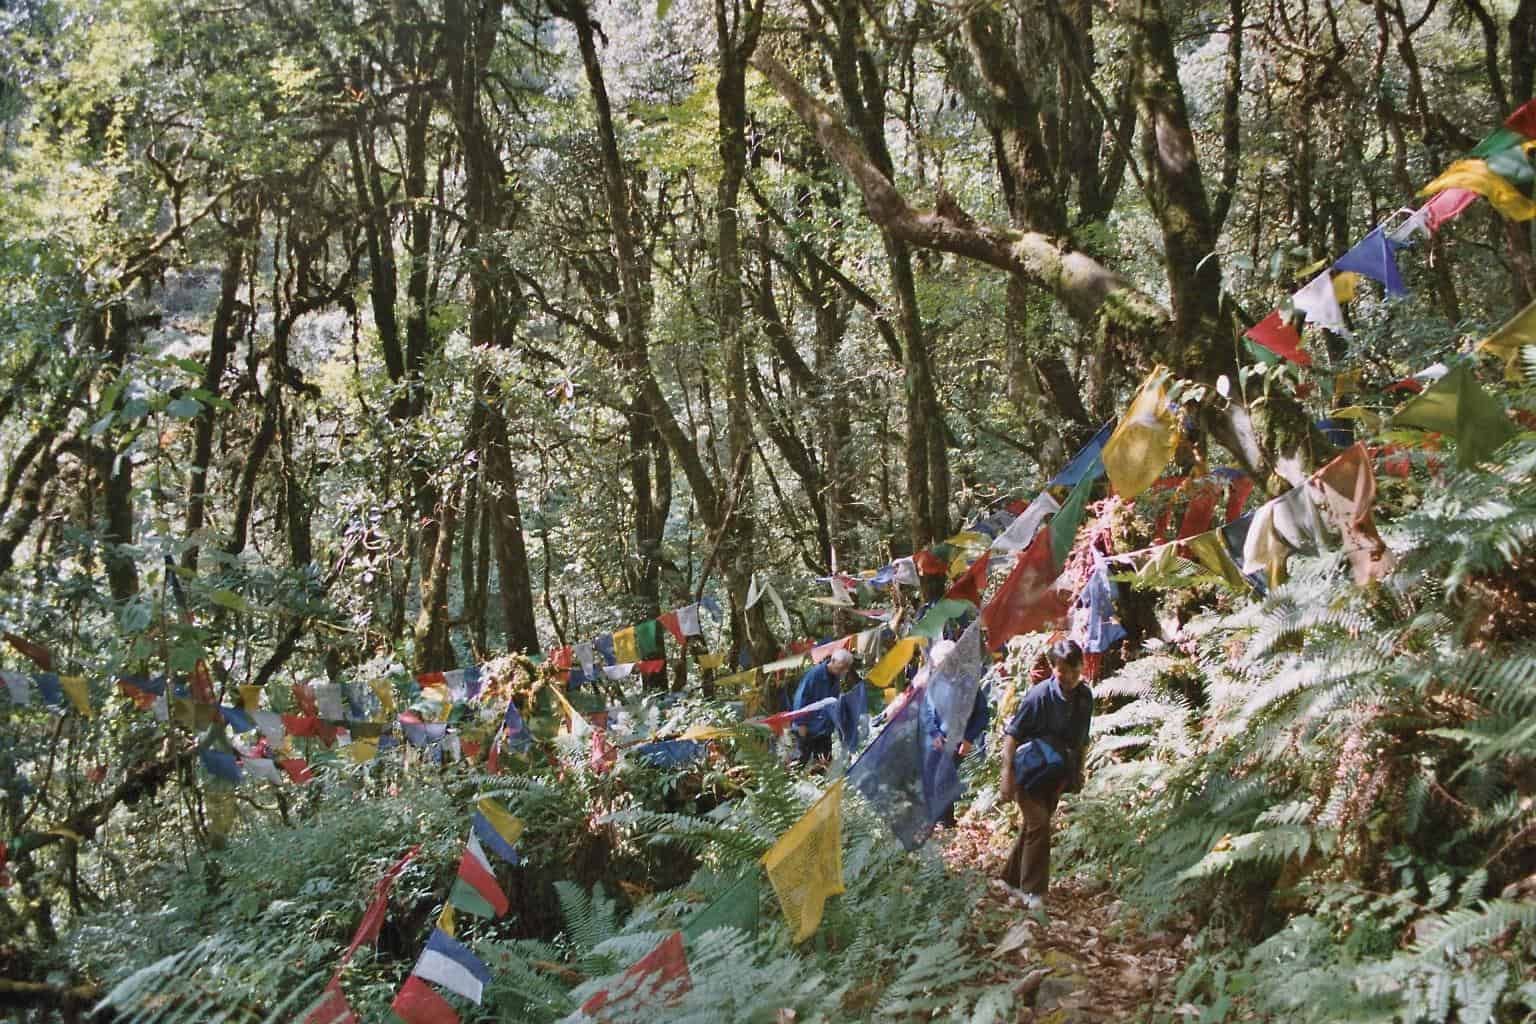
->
<box><xmin>1005</xmin><ymin>676</ymin><xmax>1093</xmax><ymax>754</ymax></box>
<box><xmin>793</xmin><ymin>663</ymin><xmax>841</xmax><ymax>737</ymax></box>
<box><xmin>924</xmin><ymin>684</ymin><xmax>991</xmax><ymax>744</ymax></box>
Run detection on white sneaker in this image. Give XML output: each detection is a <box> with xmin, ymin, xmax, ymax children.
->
<box><xmin>1021</xmin><ymin>893</ymin><xmax>1045</xmax><ymax>911</ymax></box>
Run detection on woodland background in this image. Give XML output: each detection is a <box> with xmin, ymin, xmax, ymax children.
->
<box><xmin>2</xmin><ymin>0</ymin><xmax>1535</xmax><ymax>1019</ymax></box>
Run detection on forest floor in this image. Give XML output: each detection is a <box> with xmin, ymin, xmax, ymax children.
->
<box><xmin>941</xmin><ymin>813</ymin><xmax>1196</xmax><ymax>1023</ymax></box>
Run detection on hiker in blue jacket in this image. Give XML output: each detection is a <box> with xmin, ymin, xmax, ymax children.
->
<box><xmin>999</xmin><ymin>638</ymin><xmax>1092</xmax><ymax>910</ymax></box>
<box><xmin>792</xmin><ymin>649</ymin><xmax>854</xmax><ymax>766</ymax></box>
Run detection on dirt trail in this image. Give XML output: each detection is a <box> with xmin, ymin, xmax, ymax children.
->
<box><xmin>941</xmin><ymin>817</ymin><xmax>1195</xmax><ymax>1022</ymax></box>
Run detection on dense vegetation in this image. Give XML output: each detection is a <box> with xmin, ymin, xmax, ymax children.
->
<box><xmin>2</xmin><ymin>0</ymin><xmax>1535</xmax><ymax>1019</ymax></box>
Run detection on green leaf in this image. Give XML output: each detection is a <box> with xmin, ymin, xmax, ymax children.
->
<box><xmin>657</xmin><ymin>0</ymin><xmax>673</xmax><ymax>17</ymax></box>
<box><xmin>165</xmin><ymin>396</ymin><xmax>203</xmax><ymax>419</ymax></box>
<box><xmin>210</xmin><ymin>589</ymin><xmax>250</xmax><ymax>612</ymax></box>
<box><xmin>87</xmin><ymin>412</ymin><xmax>116</xmax><ymax>436</ymax></box>
<box><xmin>121</xmin><ymin>397</ymin><xmax>150</xmax><ymax>421</ymax></box>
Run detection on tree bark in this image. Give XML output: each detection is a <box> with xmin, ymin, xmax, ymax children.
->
<box><xmin>183</xmin><ymin>231</ymin><xmax>247</xmax><ymax>572</ymax></box>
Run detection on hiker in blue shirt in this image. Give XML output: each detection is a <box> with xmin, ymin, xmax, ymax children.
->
<box><xmin>792</xmin><ymin>649</ymin><xmax>854</xmax><ymax>766</ymax></box>
<box><xmin>999</xmin><ymin>638</ymin><xmax>1092</xmax><ymax>911</ymax></box>
<box><xmin>925</xmin><ymin>681</ymin><xmax>990</xmax><ymax>827</ymax></box>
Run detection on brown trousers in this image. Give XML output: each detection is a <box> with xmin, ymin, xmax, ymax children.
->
<box><xmin>1001</xmin><ymin>788</ymin><xmax>1059</xmax><ymax>896</ymax></box>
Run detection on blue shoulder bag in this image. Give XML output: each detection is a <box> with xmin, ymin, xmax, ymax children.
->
<box><xmin>1011</xmin><ymin>737</ymin><xmax>1066</xmax><ymax>793</ymax></box>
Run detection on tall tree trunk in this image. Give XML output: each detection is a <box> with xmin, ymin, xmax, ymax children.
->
<box><xmin>414</xmin><ymin>478</ymin><xmax>459</xmax><ymax>671</ymax></box>
<box><xmin>183</xmin><ymin>234</ymin><xmax>246</xmax><ymax>572</ymax></box>
<box><xmin>102</xmin><ymin>305</ymin><xmax>139</xmax><ymax>602</ymax></box>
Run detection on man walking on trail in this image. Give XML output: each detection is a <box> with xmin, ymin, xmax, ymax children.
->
<box><xmin>793</xmin><ymin>648</ymin><xmax>854</xmax><ymax>766</ymax></box>
<box><xmin>1000</xmin><ymin>638</ymin><xmax>1092</xmax><ymax>911</ymax></box>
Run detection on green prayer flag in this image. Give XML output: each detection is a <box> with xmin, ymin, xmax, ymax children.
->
<box><xmin>1051</xmin><ymin>474</ymin><xmax>1094</xmax><ymax>569</ymax></box>
<box><xmin>1471</xmin><ymin>127</ymin><xmax>1527</xmax><ymax>160</ymax></box>
<box><xmin>635</xmin><ymin>618</ymin><xmax>664</xmax><ymax>660</ymax></box>
<box><xmin>1392</xmin><ymin>365</ymin><xmax>1517</xmax><ymax>468</ymax></box>
<box><xmin>449</xmin><ymin>878</ymin><xmax>499</xmax><ymax>918</ymax></box>
<box><xmin>910</xmin><ymin>599</ymin><xmax>973</xmax><ymax>640</ymax></box>
<box><xmin>682</xmin><ymin>874</ymin><xmax>759</xmax><ymax>943</ymax></box>
<box><xmin>1245</xmin><ymin>338</ymin><xmax>1280</xmax><ymax>366</ymax></box>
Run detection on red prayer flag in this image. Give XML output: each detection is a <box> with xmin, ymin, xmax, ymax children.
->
<box><xmin>280</xmin><ymin>758</ymin><xmax>314</xmax><ymax>785</ymax></box>
<box><xmin>390</xmin><ymin>975</ymin><xmax>460</xmax><ymax>1024</ymax></box>
<box><xmin>1506</xmin><ymin>98</ymin><xmax>1536</xmax><ymax>139</ymax></box>
<box><xmin>1424</xmin><ymin>188</ymin><xmax>1478</xmax><ymax>232</ymax></box>
<box><xmin>636</xmin><ymin>658</ymin><xmax>666</xmax><ymax>674</ymax></box>
<box><xmin>333</xmin><ymin>844</ymin><xmax>420</xmax><ymax>977</ymax></box>
<box><xmin>1244</xmin><ymin>311</ymin><xmax>1312</xmax><ymax>366</ymax></box>
<box><xmin>302</xmin><ymin>982</ymin><xmax>358</xmax><ymax>1024</ymax></box>
<box><xmin>589</xmin><ymin>728</ymin><xmax>617</xmax><ymax>774</ymax></box>
<box><xmin>1225</xmin><ymin>476</ymin><xmax>1255</xmax><ymax>524</ymax></box>
<box><xmin>1005</xmin><ymin>499</ymin><xmax>1030</xmax><ymax>516</ymax></box>
<box><xmin>979</xmin><ymin>530</ymin><xmax>1070</xmax><ymax>651</ymax></box>
<box><xmin>912</xmin><ymin>549</ymin><xmax>948</xmax><ymax>576</ymax></box>
<box><xmin>758</xmin><ymin>710</ymin><xmax>798</xmax><ymax>736</ymax></box>
<box><xmin>190</xmin><ymin>659</ymin><xmax>215</xmax><ymax>704</ymax></box>
<box><xmin>486</xmin><ymin>733</ymin><xmax>502</xmax><ymax>775</ymax></box>
<box><xmin>581</xmin><ymin>931</ymin><xmax>692</xmax><ymax>1017</ymax></box>
<box><xmin>292</xmin><ymin>683</ymin><xmax>319</xmax><ymax>717</ymax></box>
<box><xmin>943</xmin><ymin>553</ymin><xmax>989</xmax><ymax>605</ymax></box>
<box><xmin>117</xmin><ymin>679</ymin><xmax>158</xmax><ymax>710</ymax></box>
<box><xmin>3</xmin><ymin>633</ymin><xmax>52</xmax><ymax>671</ymax></box>
<box><xmin>658</xmin><ymin>611</ymin><xmax>685</xmax><ymax>644</ymax></box>
<box><xmin>1177</xmin><ymin>486</ymin><xmax>1220</xmax><ymax>540</ymax></box>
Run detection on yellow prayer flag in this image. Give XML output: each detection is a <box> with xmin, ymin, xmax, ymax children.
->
<box><xmin>1184</xmin><ymin>532</ymin><xmax>1249</xmax><ymax>590</ymax></box>
<box><xmin>369</xmin><ymin>680</ymin><xmax>395</xmax><ymax>717</ymax></box>
<box><xmin>681</xmin><ymin>724</ymin><xmax>737</xmax><ymax>741</ymax></box>
<box><xmin>1478</xmin><ymin>298</ymin><xmax>1536</xmax><ymax>381</ymax></box>
<box><xmin>347</xmin><ymin>737</ymin><xmax>380</xmax><ymax>763</ymax></box>
<box><xmin>59</xmin><ymin>675</ymin><xmax>92</xmax><ymax>718</ymax></box>
<box><xmin>1103</xmin><ymin>366</ymin><xmax>1179</xmax><ymax>501</ymax></box>
<box><xmin>613</xmin><ymin>627</ymin><xmax>640</xmax><ymax>664</ymax></box>
<box><xmin>713</xmin><ymin>668</ymin><xmax>759</xmax><ymax>693</ymax></box>
<box><xmin>1420</xmin><ymin>159</ymin><xmax>1536</xmax><ymax>221</ymax></box>
<box><xmin>696</xmin><ymin>651</ymin><xmax>726</xmax><ymax>670</ymax></box>
<box><xmin>438</xmin><ymin>904</ymin><xmax>456</xmax><ymax>937</ymax></box>
<box><xmin>867</xmin><ymin>636</ymin><xmax>927</xmax><ymax>688</ymax></box>
<box><xmin>475</xmin><ymin>799</ymin><xmax>525</xmax><ymax>847</ymax></box>
<box><xmin>206</xmin><ymin>789</ymin><xmax>236</xmax><ymax>838</ymax></box>
<box><xmin>1329</xmin><ymin>405</ymin><xmax>1384</xmax><ymax>433</ymax></box>
<box><xmin>239</xmin><ymin>685</ymin><xmax>263</xmax><ymax>714</ymax></box>
<box><xmin>1332</xmin><ymin>271</ymin><xmax>1361</xmax><ymax>304</ymax></box>
<box><xmin>1334</xmin><ymin>370</ymin><xmax>1363</xmax><ymax>401</ymax></box>
<box><xmin>762</xmin><ymin>780</ymin><xmax>845</xmax><ymax>943</ymax></box>
<box><xmin>942</xmin><ymin>531</ymin><xmax>990</xmax><ymax>557</ymax></box>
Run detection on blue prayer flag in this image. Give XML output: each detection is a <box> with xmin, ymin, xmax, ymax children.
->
<box><xmin>219</xmin><ymin>705</ymin><xmax>256</xmax><ymax>733</ymax></box>
<box><xmin>700</xmin><ymin>596</ymin><xmax>723</xmax><ymax>618</ymax></box>
<box><xmin>1049</xmin><ymin>421</ymin><xmax>1113</xmax><ymax>488</ymax></box>
<box><xmin>593</xmin><ymin>634</ymin><xmax>617</xmax><ymax>666</ymax></box>
<box><xmin>634</xmin><ymin>739</ymin><xmax>706</xmax><ymax>768</ymax></box>
<box><xmin>472</xmin><ymin>811</ymin><xmax>524</xmax><ymax>864</ymax></box>
<box><xmin>502</xmin><ymin>701</ymin><xmax>531</xmax><ymax>752</ymax></box>
<box><xmin>848</xmin><ymin>685</ymin><xmax>962</xmax><ymax>851</ymax></box>
<box><xmin>1077</xmin><ymin>555</ymin><xmax>1127</xmax><ymax>655</ymax></box>
<box><xmin>833</xmin><ymin>681</ymin><xmax>867</xmax><ymax>751</ymax></box>
<box><xmin>1334</xmin><ymin>227</ymin><xmax>1408</xmax><ymax>297</ymax></box>
<box><xmin>200</xmin><ymin>747</ymin><xmax>243</xmax><ymax>783</ymax></box>
<box><xmin>32</xmin><ymin>672</ymin><xmax>63</xmax><ymax>707</ymax></box>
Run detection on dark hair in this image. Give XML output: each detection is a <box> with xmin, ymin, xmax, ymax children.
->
<box><xmin>1047</xmin><ymin>638</ymin><xmax>1083</xmax><ymax>667</ymax></box>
